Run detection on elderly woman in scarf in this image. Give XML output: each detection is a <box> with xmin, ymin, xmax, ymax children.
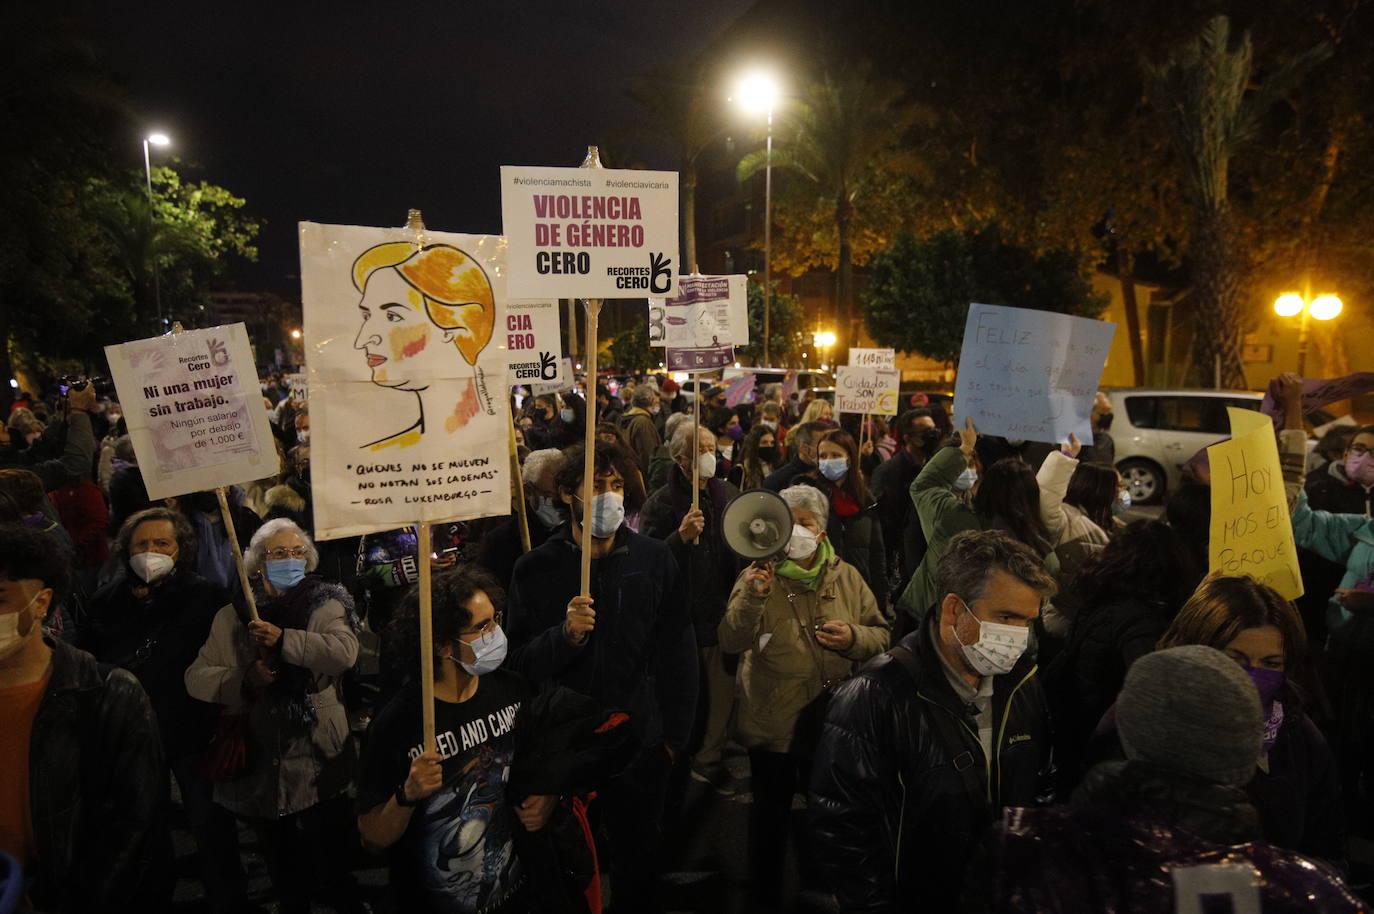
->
<box><xmin>718</xmin><ymin>483</ymin><xmax>889</xmax><ymax>908</ymax></box>
<box><xmin>186</xmin><ymin>517</ymin><xmax>366</xmax><ymax>914</ymax></box>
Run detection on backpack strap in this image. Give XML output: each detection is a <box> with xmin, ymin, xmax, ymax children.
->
<box><xmin>887</xmin><ymin>644</ymin><xmax>990</xmax><ymax>804</ymax></box>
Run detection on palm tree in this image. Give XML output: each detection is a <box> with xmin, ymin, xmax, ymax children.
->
<box><xmin>1143</xmin><ymin>16</ymin><xmax>1328</xmax><ymax>388</ymax></box>
<box><xmin>627</xmin><ymin>61</ymin><xmax>726</xmax><ymax>275</ymax></box>
<box><xmin>737</xmin><ymin>65</ymin><xmax>923</xmax><ymax>357</ymax></box>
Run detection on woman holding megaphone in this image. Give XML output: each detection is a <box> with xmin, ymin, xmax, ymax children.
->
<box><xmin>718</xmin><ymin>484</ymin><xmax>889</xmax><ymax>910</ymax></box>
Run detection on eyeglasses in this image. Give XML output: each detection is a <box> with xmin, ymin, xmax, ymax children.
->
<box><xmin>265</xmin><ymin>547</ymin><xmax>308</xmax><ymax>560</ymax></box>
<box><xmin>1350</xmin><ymin>444</ymin><xmax>1371</xmax><ymax>457</ymax></box>
<box><xmin>457</xmin><ymin>610</ymin><xmax>503</xmax><ymax>638</ymax></box>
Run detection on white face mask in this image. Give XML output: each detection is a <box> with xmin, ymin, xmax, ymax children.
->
<box><xmin>533</xmin><ymin>495</ymin><xmax>563</xmax><ymax>528</ymax></box>
<box><xmin>954</xmin><ymin>467</ymin><xmax>978</xmax><ymax>492</ymax></box>
<box><xmin>130</xmin><ymin>551</ymin><xmax>175</xmax><ymax>584</ymax></box>
<box><xmin>785</xmin><ymin>524</ymin><xmax>819</xmax><ymax>561</ymax></box>
<box><xmin>0</xmin><ymin>589</ymin><xmax>44</xmax><ymax>654</ymax></box>
<box><xmin>296</xmin><ymin>429</ymin><xmax>310</xmax><ymax>443</ymax></box>
<box><xmin>697</xmin><ymin>452</ymin><xmax>716</xmax><ymax>479</ymax></box>
<box><xmin>452</xmin><ymin>626</ymin><xmax>508</xmax><ymax>677</ymax></box>
<box><xmin>953</xmin><ymin>598</ymin><xmax>1029</xmax><ymax>676</ymax></box>
<box><xmin>577</xmin><ymin>491</ymin><xmax>625</xmax><ymax>538</ymax></box>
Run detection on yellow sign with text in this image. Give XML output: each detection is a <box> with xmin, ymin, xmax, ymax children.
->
<box><xmin>1208</xmin><ymin>408</ymin><xmax>1304</xmax><ymax>600</ymax></box>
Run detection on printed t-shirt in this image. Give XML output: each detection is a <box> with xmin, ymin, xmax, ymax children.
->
<box><xmin>358</xmin><ymin>670</ymin><xmax>529</xmax><ymax>913</ymax></box>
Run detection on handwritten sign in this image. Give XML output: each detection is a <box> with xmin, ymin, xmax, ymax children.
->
<box><xmin>504</xmin><ymin>299</ymin><xmax>565</xmax><ymax>386</ymax></box>
<box><xmin>952</xmin><ymin>303</ymin><xmax>1116</xmax><ymax>444</ymax></box>
<box><xmin>105</xmin><ymin>323</ymin><xmax>279</xmax><ymax>500</ymax></box>
<box><xmin>300</xmin><ymin>222</ymin><xmax>511</xmax><ymax>540</ymax></box>
<box><xmin>501</xmin><ymin>165</ymin><xmax>679</xmax><ymax>299</ymax></box>
<box><xmin>836</xmin><ymin>367</ymin><xmax>901</xmax><ymax>416</ymax></box>
<box><xmin>849</xmin><ymin>348</ymin><xmax>895</xmax><ymax>370</ymax></box>
<box><xmin>1208</xmin><ymin>407</ymin><xmax>1304</xmax><ymax>600</ymax></box>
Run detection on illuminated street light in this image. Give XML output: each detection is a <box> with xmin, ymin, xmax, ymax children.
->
<box><xmin>813</xmin><ymin>330</ymin><xmax>836</xmax><ymax>371</ymax></box>
<box><xmin>1274</xmin><ymin>290</ymin><xmax>1343</xmax><ymax>375</ymax></box>
<box><xmin>735</xmin><ymin>70</ymin><xmax>782</xmax><ymax>366</ymax></box>
<box><xmin>143</xmin><ymin>132</ymin><xmax>172</xmax><ymax>328</ymax></box>
<box><xmin>290</xmin><ymin>329</ymin><xmax>302</xmax><ymax>340</ymax></box>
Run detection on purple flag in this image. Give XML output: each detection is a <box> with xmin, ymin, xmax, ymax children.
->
<box><xmin>1260</xmin><ymin>372</ymin><xmax>1374</xmax><ymax>429</ymax></box>
<box><xmin>724</xmin><ymin>373</ymin><xmax>756</xmax><ymax>407</ymax></box>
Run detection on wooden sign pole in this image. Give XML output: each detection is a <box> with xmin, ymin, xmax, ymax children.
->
<box><xmin>578</xmin><ymin>145</ymin><xmax>604</xmax><ymax>600</ymax></box>
<box><xmin>509</xmin><ymin>420</ymin><xmax>532</xmax><ymax>552</ymax></box>
<box><xmin>215</xmin><ymin>487</ymin><xmax>260</xmax><ymax>622</ymax></box>
<box><xmin>690</xmin><ymin>370</ymin><xmax>701</xmax><ymax>545</ymax></box>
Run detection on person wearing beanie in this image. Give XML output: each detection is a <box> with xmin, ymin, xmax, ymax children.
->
<box><xmin>973</xmin><ymin>645</ymin><xmax>1362</xmax><ymax>913</ymax></box>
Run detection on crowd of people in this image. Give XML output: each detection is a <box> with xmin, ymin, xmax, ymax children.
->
<box><xmin>2</xmin><ymin>368</ymin><xmax>1373</xmax><ymax>913</ymax></box>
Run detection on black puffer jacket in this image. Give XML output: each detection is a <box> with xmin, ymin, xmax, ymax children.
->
<box><xmin>797</xmin><ymin>475</ymin><xmax>887</xmax><ymax>608</ymax></box>
<box><xmin>809</xmin><ymin>619</ymin><xmax>1053</xmax><ymax>913</ymax></box>
<box><xmin>29</xmin><ymin>639</ymin><xmax>171</xmax><ymax>912</ymax></box>
<box><xmin>638</xmin><ymin>467</ymin><xmax>741</xmax><ymax>647</ymax></box>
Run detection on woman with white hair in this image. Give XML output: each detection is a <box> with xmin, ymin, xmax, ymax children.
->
<box><xmin>718</xmin><ymin>483</ymin><xmax>889</xmax><ymax>908</ymax></box>
<box><xmin>186</xmin><ymin>517</ymin><xmax>365</xmax><ymax>914</ymax></box>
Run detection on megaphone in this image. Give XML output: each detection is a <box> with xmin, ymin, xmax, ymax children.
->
<box><xmin>721</xmin><ymin>489</ymin><xmax>793</xmax><ymax>561</ymax></box>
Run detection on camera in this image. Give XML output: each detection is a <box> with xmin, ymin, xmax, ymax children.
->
<box><xmin>59</xmin><ymin>376</ymin><xmax>116</xmax><ymax>398</ymax></box>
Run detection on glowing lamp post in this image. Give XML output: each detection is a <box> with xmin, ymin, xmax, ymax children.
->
<box><xmin>143</xmin><ymin>132</ymin><xmax>171</xmax><ymax>328</ymax></box>
<box><xmin>736</xmin><ymin>71</ymin><xmax>781</xmax><ymax>365</ymax></box>
<box><xmin>1274</xmin><ymin>291</ymin><xmax>1342</xmax><ymax>375</ymax></box>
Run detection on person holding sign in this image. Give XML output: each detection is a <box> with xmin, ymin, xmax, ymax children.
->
<box><xmin>357</xmin><ymin>566</ymin><xmax>553</xmax><ymax>914</ymax></box>
<box><xmin>505</xmin><ymin>439</ymin><xmax>696</xmax><ymax>913</ymax></box>
<box><xmin>185</xmin><ymin>519</ymin><xmax>364</xmax><ymax>914</ymax></box>
<box><xmin>350</xmin><ymin>242</ymin><xmax>496</xmax><ymax>451</ymax></box>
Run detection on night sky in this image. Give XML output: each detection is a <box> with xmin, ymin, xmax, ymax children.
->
<box><xmin>84</xmin><ymin>0</ymin><xmax>756</xmax><ymax>297</ymax></box>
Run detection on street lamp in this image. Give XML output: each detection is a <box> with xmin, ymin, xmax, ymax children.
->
<box><xmin>813</xmin><ymin>330</ymin><xmax>836</xmax><ymax>371</ymax></box>
<box><xmin>1273</xmin><ymin>290</ymin><xmax>1342</xmax><ymax>375</ymax></box>
<box><xmin>736</xmin><ymin>71</ymin><xmax>780</xmax><ymax>366</ymax></box>
<box><xmin>143</xmin><ymin>132</ymin><xmax>171</xmax><ymax>329</ymax></box>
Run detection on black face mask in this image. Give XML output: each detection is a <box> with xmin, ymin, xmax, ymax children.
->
<box><xmin>1097</xmin><ymin>412</ymin><xmax>1114</xmax><ymax>431</ymax></box>
<box><xmin>757</xmin><ymin>446</ymin><xmax>778</xmax><ymax>464</ymax></box>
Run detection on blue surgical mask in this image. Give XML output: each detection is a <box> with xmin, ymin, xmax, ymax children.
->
<box><xmin>533</xmin><ymin>495</ymin><xmax>563</xmax><ymax>528</ymax></box>
<box><xmin>576</xmin><ymin>491</ymin><xmax>625</xmax><ymax>538</ymax></box>
<box><xmin>954</xmin><ymin>467</ymin><xmax>978</xmax><ymax>492</ymax></box>
<box><xmin>818</xmin><ymin>457</ymin><xmax>849</xmax><ymax>482</ymax></box>
<box><xmin>559</xmin><ymin>408</ymin><xmax>574</xmax><ymax>424</ymax></box>
<box><xmin>453</xmin><ymin>626</ymin><xmax>508</xmax><ymax>677</ymax></box>
<box><xmin>1112</xmin><ymin>490</ymin><xmax>1132</xmax><ymax>516</ymax></box>
<box><xmin>264</xmin><ymin>558</ymin><xmax>307</xmax><ymax>590</ymax></box>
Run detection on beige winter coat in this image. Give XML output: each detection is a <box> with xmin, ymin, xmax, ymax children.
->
<box><xmin>718</xmin><ymin>556</ymin><xmax>889</xmax><ymax>753</ymax></box>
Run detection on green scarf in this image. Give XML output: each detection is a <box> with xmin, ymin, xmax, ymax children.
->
<box><xmin>776</xmin><ymin>536</ymin><xmax>834</xmax><ymax>591</ymax></box>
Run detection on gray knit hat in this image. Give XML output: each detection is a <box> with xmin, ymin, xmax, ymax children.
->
<box><xmin>1117</xmin><ymin>645</ymin><xmax>1262</xmax><ymax>787</ymax></box>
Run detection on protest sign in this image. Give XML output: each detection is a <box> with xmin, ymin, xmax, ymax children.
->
<box><xmin>105</xmin><ymin>323</ymin><xmax>278</xmax><ymax>501</ymax></box>
<box><xmin>504</xmin><ymin>299</ymin><xmax>565</xmax><ymax>386</ymax></box>
<box><xmin>849</xmin><ymin>347</ymin><xmax>895</xmax><ymax>370</ymax></box>
<box><xmin>724</xmin><ymin>373</ymin><xmax>757</xmax><ymax>407</ymax></box>
<box><xmin>500</xmin><ymin>165</ymin><xmax>679</xmax><ymax>299</ymax></box>
<box><xmin>649</xmin><ymin>274</ymin><xmax>747</xmax><ymax>370</ymax></box>
<box><xmin>286</xmin><ymin>372</ymin><xmax>308</xmax><ymax>401</ymax></box>
<box><xmin>836</xmin><ymin>367</ymin><xmax>901</xmax><ymax>416</ymax></box>
<box><xmin>299</xmin><ymin>222</ymin><xmax>512</xmax><ymax>540</ymax></box>
<box><xmin>952</xmin><ymin>303</ymin><xmax>1115</xmax><ymax>444</ymax></box>
<box><xmin>1208</xmin><ymin>407</ymin><xmax>1304</xmax><ymax>600</ymax></box>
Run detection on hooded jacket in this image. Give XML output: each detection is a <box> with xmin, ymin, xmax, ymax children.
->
<box><xmin>809</xmin><ymin>618</ymin><xmax>1052</xmax><ymax>913</ymax></box>
<box><xmin>27</xmin><ymin>639</ymin><xmax>171</xmax><ymax>912</ymax></box>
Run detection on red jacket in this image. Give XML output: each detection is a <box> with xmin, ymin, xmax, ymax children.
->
<box><xmin>49</xmin><ymin>478</ymin><xmax>110</xmax><ymax>566</ymax></box>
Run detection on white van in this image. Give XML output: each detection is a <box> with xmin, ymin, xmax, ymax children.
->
<box><xmin>1105</xmin><ymin>388</ymin><xmax>1264</xmax><ymax>504</ymax></box>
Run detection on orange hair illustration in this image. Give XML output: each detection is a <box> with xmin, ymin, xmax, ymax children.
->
<box><xmin>351</xmin><ymin>242</ymin><xmax>495</xmax><ymax>365</ymax></box>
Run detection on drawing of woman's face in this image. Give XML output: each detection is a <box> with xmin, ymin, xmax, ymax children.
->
<box><xmin>353</xmin><ymin>267</ymin><xmax>447</xmax><ymax>390</ymax></box>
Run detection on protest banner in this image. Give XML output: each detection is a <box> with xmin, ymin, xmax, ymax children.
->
<box><xmin>849</xmin><ymin>347</ymin><xmax>895</xmax><ymax>370</ymax></box>
<box><xmin>724</xmin><ymin>372</ymin><xmax>757</xmax><ymax>408</ymax></box>
<box><xmin>1208</xmin><ymin>407</ymin><xmax>1304</xmax><ymax>601</ymax></box>
<box><xmin>649</xmin><ymin>274</ymin><xmax>747</xmax><ymax>371</ymax></box>
<box><xmin>105</xmin><ymin>322</ymin><xmax>279</xmax><ymax>501</ymax></box>
<box><xmin>952</xmin><ymin>303</ymin><xmax>1116</xmax><ymax>444</ymax></box>
<box><xmin>500</xmin><ymin>164</ymin><xmax>679</xmax><ymax>299</ymax></box>
<box><xmin>835</xmin><ymin>367</ymin><xmax>901</xmax><ymax>416</ymax></box>
<box><xmin>505</xmin><ymin>299</ymin><xmax>565</xmax><ymax>386</ymax></box>
<box><xmin>299</xmin><ymin>221</ymin><xmax>512</xmax><ymax>541</ymax></box>
<box><xmin>285</xmin><ymin>372</ymin><xmax>308</xmax><ymax>402</ymax></box>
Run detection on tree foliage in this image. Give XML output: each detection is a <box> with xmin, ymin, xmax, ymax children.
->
<box><xmin>861</xmin><ymin>229</ymin><xmax>1108</xmax><ymax>365</ymax></box>
<box><xmin>736</xmin><ymin>281</ymin><xmax>805</xmax><ymax>367</ymax></box>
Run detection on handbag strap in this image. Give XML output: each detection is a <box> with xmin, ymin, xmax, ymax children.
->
<box><xmin>780</xmin><ymin>574</ymin><xmax>843</xmax><ymax>690</ymax></box>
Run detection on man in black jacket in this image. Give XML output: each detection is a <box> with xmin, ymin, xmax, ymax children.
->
<box><xmin>809</xmin><ymin>529</ymin><xmax>1055</xmax><ymax>913</ymax></box>
<box><xmin>506</xmin><ymin>439</ymin><xmax>697</xmax><ymax>913</ymax></box>
<box><xmin>0</xmin><ymin>523</ymin><xmax>169</xmax><ymax>913</ymax></box>
<box><xmin>869</xmin><ymin>409</ymin><xmax>940</xmax><ymax>600</ymax></box>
